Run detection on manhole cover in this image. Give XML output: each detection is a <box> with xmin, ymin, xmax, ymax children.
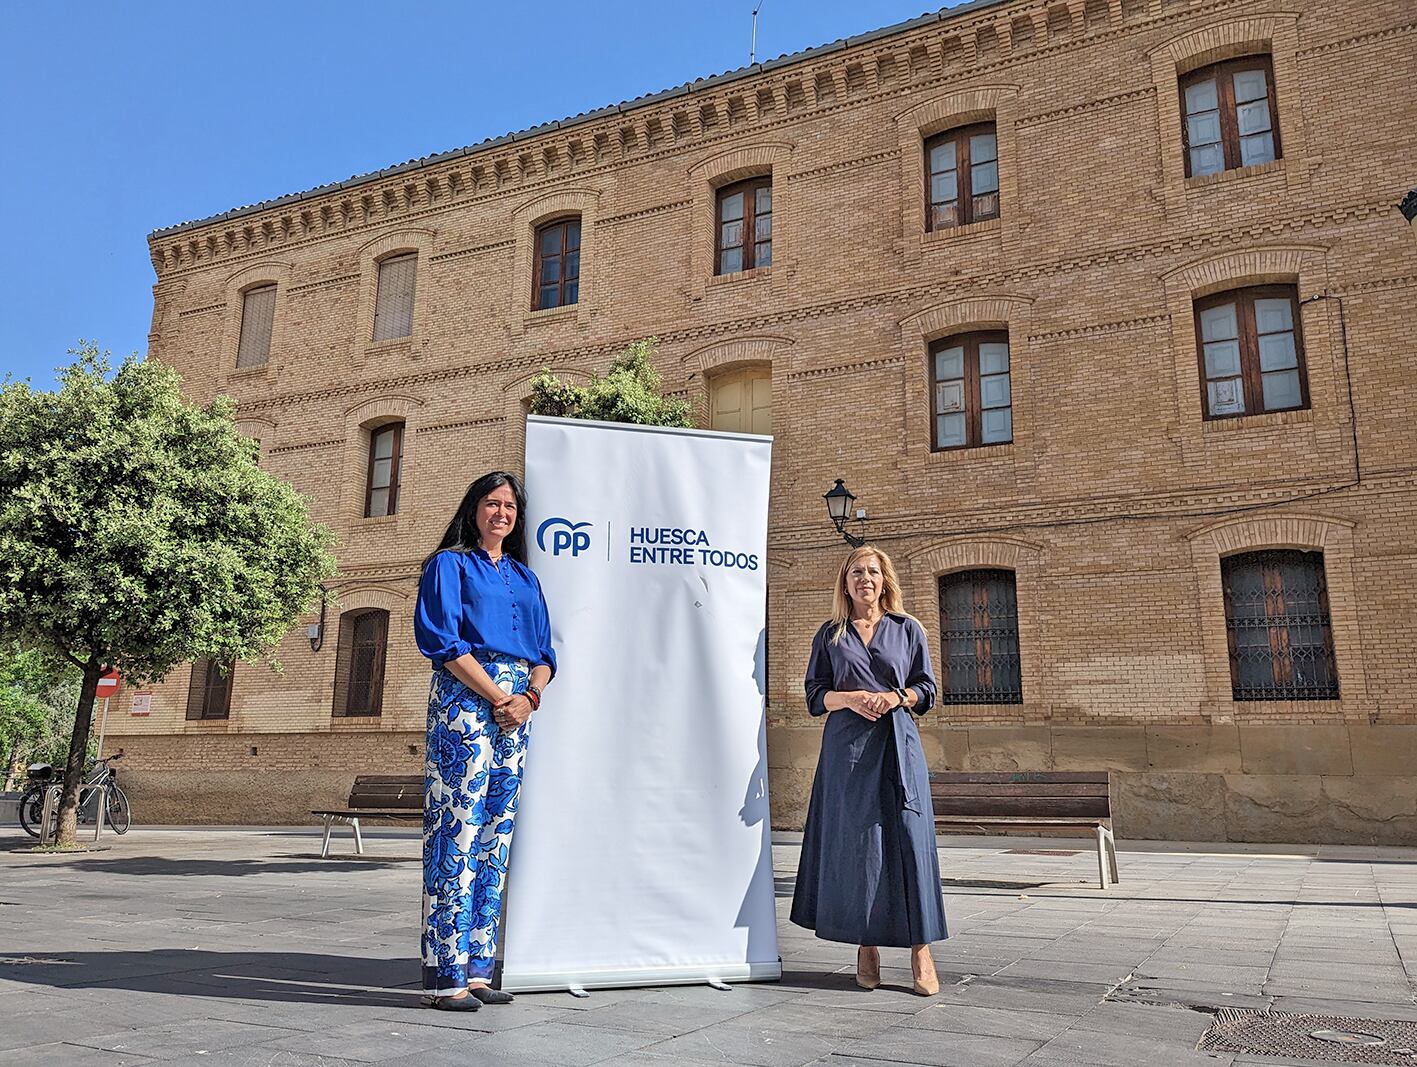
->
<box><xmin>1199</xmin><ymin>1009</ymin><xmax>1417</xmax><ymax>1063</ymax></box>
<box><xmin>1004</xmin><ymin>849</ymin><xmax>1081</xmax><ymax>856</ymax></box>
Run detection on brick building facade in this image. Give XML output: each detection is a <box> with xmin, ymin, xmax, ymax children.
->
<box><xmin>116</xmin><ymin>0</ymin><xmax>1417</xmax><ymax>843</ymax></box>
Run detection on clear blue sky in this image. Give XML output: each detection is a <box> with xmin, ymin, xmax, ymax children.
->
<box><xmin>0</xmin><ymin>1</ymin><xmax>966</xmax><ymax>388</ymax></box>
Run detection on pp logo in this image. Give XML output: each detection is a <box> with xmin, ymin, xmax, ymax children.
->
<box><xmin>537</xmin><ymin>517</ymin><xmax>593</xmax><ymax>558</ymax></box>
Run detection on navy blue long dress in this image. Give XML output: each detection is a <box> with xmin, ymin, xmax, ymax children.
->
<box><xmin>790</xmin><ymin>613</ymin><xmax>948</xmax><ymax>948</ymax></box>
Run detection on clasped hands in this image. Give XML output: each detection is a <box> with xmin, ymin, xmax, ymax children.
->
<box><xmin>843</xmin><ymin>690</ymin><xmax>903</xmax><ymax>722</ymax></box>
<box><xmin>492</xmin><ymin>692</ymin><xmax>534</xmax><ymax>730</ymax></box>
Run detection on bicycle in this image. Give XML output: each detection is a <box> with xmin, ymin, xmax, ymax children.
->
<box><xmin>18</xmin><ymin>753</ymin><xmax>130</xmax><ymax>837</ymax></box>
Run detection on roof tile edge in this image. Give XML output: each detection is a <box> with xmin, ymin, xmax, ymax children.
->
<box><xmin>148</xmin><ymin>0</ymin><xmax>1011</xmax><ymax>240</ymax></box>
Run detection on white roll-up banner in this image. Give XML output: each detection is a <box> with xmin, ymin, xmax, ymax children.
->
<box><xmin>503</xmin><ymin>415</ymin><xmax>780</xmax><ymax>992</ymax></box>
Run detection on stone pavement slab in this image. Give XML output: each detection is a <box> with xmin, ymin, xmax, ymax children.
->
<box><xmin>4</xmin><ymin>825</ymin><xmax>1417</xmax><ymax>1066</ymax></box>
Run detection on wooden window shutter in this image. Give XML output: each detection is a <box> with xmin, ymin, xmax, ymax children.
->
<box><xmin>186</xmin><ymin>660</ymin><xmax>207</xmax><ymax>720</ymax></box>
<box><xmin>235</xmin><ymin>286</ymin><xmax>276</xmax><ymax>368</ymax></box>
<box><xmin>187</xmin><ymin>658</ymin><xmax>232</xmax><ymax>720</ymax></box>
<box><xmin>372</xmin><ymin>254</ymin><xmax>417</xmax><ymax>342</ymax></box>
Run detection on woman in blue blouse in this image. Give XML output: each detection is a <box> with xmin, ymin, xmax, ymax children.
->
<box><xmin>791</xmin><ymin>545</ymin><xmax>945</xmax><ymax>997</ymax></box>
<box><xmin>414</xmin><ymin>471</ymin><xmax>556</xmax><ymax>1010</ymax></box>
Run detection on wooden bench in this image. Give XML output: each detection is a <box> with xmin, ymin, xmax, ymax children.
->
<box><xmin>929</xmin><ymin>771</ymin><xmax>1120</xmax><ymax>889</ymax></box>
<box><xmin>312</xmin><ymin>775</ymin><xmax>422</xmax><ymax>858</ymax></box>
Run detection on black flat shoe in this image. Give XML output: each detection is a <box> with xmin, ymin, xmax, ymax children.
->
<box><xmin>468</xmin><ymin>985</ymin><xmax>514</xmax><ymax>1005</ymax></box>
<box><xmin>430</xmin><ymin>994</ymin><xmax>481</xmax><ymax>1011</ymax></box>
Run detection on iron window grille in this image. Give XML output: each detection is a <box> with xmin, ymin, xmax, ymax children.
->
<box><xmin>333</xmin><ymin>608</ymin><xmax>389</xmax><ymax>717</ymax></box>
<box><xmin>1222</xmin><ymin>550</ymin><xmax>1340</xmax><ymax>701</ymax></box>
<box><xmin>533</xmin><ymin>218</ymin><xmax>581</xmax><ymax>310</ymax></box>
<box><xmin>938</xmin><ymin>569</ymin><xmax>1023</xmax><ymax>704</ymax></box>
<box><xmin>716</xmin><ymin>178</ymin><xmax>772</xmax><ymax>275</ymax></box>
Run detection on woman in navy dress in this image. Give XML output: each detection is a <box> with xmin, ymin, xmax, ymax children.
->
<box><xmin>414</xmin><ymin>471</ymin><xmax>556</xmax><ymax>1010</ymax></box>
<box><xmin>791</xmin><ymin>545</ymin><xmax>945</xmax><ymax>996</ymax></box>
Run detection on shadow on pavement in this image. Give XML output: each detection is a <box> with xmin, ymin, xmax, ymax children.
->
<box><xmin>0</xmin><ymin>949</ymin><xmax>422</xmax><ymax>1007</ymax></box>
<box><xmin>0</xmin><ymin>855</ymin><xmax>416</xmax><ymax>875</ymax></box>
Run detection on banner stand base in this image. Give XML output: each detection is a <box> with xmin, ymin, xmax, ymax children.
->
<box><xmin>501</xmin><ymin>959</ymin><xmax>783</xmax><ymax>995</ymax></box>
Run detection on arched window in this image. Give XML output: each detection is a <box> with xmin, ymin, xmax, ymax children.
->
<box><xmin>929</xmin><ymin>332</ymin><xmax>1012</xmax><ymax>450</ymax></box>
<box><xmin>709</xmin><ymin>366</ymin><xmax>771</xmax><ymax>435</ymax></box>
<box><xmin>924</xmin><ymin>123</ymin><xmax>999</xmax><ymax>230</ymax></box>
<box><xmin>1181</xmin><ymin>55</ymin><xmax>1280</xmax><ymax>177</ymax></box>
<box><xmin>716</xmin><ymin>178</ymin><xmax>771</xmax><ymax>274</ymax></box>
<box><xmin>533</xmin><ymin>218</ymin><xmax>581</xmax><ymax>310</ymax></box>
<box><xmin>1222</xmin><ymin>550</ymin><xmax>1339</xmax><ymax>700</ymax></box>
<box><xmin>333</xmin><ymin>608</ymin><xmax>390</xmax><ymax>717</ymax></box>
<box><xmin>365</xmin><ymin>423</ymin><xmax>404</xmax><ymax>518</ymax></box>
<box><xmin>938</xmin><ymin>570</ymin><xmax>1022</xmax><ymax>704</ymax></box>
<box><xmin>371</xmin><ymin>253</ymin><xmax>418</xmax><ymax>341</ymax></box>
<box><xmin>235</xmin><ymin>285</ymin><xmax>276</xmax><ymax>368</ymax></box>
<box><xmin>1195</xmin><ymin>285</ymin><xmax>1307</xmax><ymax>419</ymax></box>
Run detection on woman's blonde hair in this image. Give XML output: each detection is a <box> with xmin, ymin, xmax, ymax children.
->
<box><xmin>829</xmin><ymin>545</ymin><xmax>919</xmax><ymax>643</ymax></box>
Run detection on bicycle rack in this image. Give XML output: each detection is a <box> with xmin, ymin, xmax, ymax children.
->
<box><xmin>38</xmin><ymin>783</ymin><xmax>108</xmax><ymax>845</ymax></box>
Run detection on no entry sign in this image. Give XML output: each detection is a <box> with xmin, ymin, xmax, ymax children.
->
<box><xmin>95</xmin><ymin>670</ymin><xmax>120</xmax><ymax>699</ymax></box>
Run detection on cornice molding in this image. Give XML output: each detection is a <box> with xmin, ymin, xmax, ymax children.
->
<box><xmin>1029</xmin><ymin>313</ymin><xmax>1172</xmax><ymax>343</ymax></box>
<box><xmin>1297</xmin><ymin>20</ymin><xmax>1416</xmax><ymax>57</ymax></box>
<box><xmin>146</xmin><ymin>0</ymin><xmax>1294</xmax><ymax>280</ymax></box>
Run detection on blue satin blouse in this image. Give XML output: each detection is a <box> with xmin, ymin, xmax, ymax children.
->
<box><xmin>414</xmin><ymin>548</ymin><xmax>557</xmax><ymax>675</ymax></box>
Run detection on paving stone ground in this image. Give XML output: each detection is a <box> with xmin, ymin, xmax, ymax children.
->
<box><xmin>2</xmin><ymin>824</ymin><xmax>1415</xmax><ymax>1066</ymax></box>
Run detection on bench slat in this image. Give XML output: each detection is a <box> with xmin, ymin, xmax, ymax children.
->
<box><xmin>931</xmin><ymin>783</ymin><xmax>1109</xmax><ymax>799</ymax></box>
<box><xmin>312</xmin><ymin>808</ymin><xmax>422</xmax><ymax>819</ymax></box>
<box><xmin>347</xmin><ymin>774</ymin><xmax>424</xmax><ymax>810</ymax></box>
<box><xmin>935</xmin><ymin>816</ymin><xmax>1112</xmax><ymax>826</ymax></box>
<box><xmin>929</xmin><ymin>772</ymin><xmax>1109</xmax><ymax>785</ymax></box>
<box><xmin>933</xmin><ymin>796</ymin><xmax>1111</xmax><ymax>819</ymax></box>
<box><xmin>349</xmin><ymin>794</ymin><xmax>421</xmax><ymax>807</ymax></box>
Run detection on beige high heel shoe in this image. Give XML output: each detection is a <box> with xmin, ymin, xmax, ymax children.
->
<box><xmin>855</xmin><ymin>945</ymin><xmax>880</xmax><ymax>990</ymax></box>
<box><xmin>911</xmin><ymin>945</ymin><xmax>940</xmax><ymax>996</ymax></box>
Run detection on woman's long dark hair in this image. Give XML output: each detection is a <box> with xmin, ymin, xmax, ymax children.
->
<box><xmin>424</xmin><ymin>471</ymin><xmax>529</xmax><ymax>568</ymax></box>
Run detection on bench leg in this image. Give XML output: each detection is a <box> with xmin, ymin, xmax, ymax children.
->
<box><xmin>1095</xmin><ymin>825</ymin><xmax>1112</xmax><ymax>889</ymax></box>
<box><xmin>320</xmin><ymin>816</ymin><xmax>334</xmax><ymax>859</ymax></box>
<box><xmin>1103</xmin><ymin>824</ymin><xmax>1120</xmax><ymax>885</ymax></box>
<box><xmin>351</xmin><ymin>817</ymin><xmax>364</xmax><ymax>856</ymax></box>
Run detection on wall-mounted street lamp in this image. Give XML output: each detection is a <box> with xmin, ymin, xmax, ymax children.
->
<box><xmin>1401</xmin><ymin>188</ymin><xmax>1417</xmax><ymax>225</ymax></box>
<box><xmin>823</xmin><ymin>479</ymin><xmax>868</xmax><ymax>548</ymax></box>
<box><xmin>308</xmin><ymin>586</ymin><xmax>328</xmax><ymax>652</ymax></box>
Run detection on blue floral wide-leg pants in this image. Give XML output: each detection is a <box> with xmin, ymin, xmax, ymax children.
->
<box><xmin>422</xmin><ymin>654</ymin><xmax>531</xmax><ymax>994</ymax></box>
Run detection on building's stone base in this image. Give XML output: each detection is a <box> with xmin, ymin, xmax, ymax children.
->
<box><xmin>769</xmin><ymin>722</ymin><xmax>1417</xmax><ymax>846</ymax></box>
<box><xmin>110</xmin><ymin>722</ymin><xmax>1417</xmax><ymax>845</ymax></box>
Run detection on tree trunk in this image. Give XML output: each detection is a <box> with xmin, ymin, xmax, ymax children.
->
<box><xmin>54</xmin><ymin>660</ymin><xmax>101</xmax><ymax>847</ymax></box>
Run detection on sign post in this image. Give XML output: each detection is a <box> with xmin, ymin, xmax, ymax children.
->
<box><xmin>94</xmin><ymin>670</ymin><xmax>120</xmax><ymax>757</ymax></box>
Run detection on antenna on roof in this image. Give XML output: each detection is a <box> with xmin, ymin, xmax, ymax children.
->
<box><xmin>751</xmin><ymin>1</ymin><xmax>765</xmax><ymax>65</ymax></box>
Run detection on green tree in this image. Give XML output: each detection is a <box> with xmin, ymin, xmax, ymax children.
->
<box><xmin>0</xmin><ymin>642</ymin><xmax>83</xmax><ymax>789</ymax></box>
<box><xmin>0</xmin><ymin>344</ymin><xmax>335</xmax><ymax>846</ymax></box>
<box><xmin>528</xmin><ymin>338</ymin><xmax>692</xmax><ymax>427</ymax></box>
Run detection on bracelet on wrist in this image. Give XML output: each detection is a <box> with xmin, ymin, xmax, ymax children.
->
<box><xmin>525</xmin><ymin>685</ymin><xmax>542</xmax><ymax>710</ymax></box>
